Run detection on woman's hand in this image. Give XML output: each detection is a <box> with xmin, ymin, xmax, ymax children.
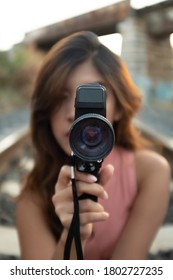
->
<box><xmin>52</xmin><ymin>164</ymin><xmax>114</xmax><ymax>243</ymax></box>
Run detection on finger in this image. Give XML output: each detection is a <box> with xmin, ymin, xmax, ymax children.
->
<box><xmin>55</xmin><ymin>165</ymin><xmax>98</xmax><ymax>192</ymax></box>
<box><xmin>79</xmin><ymin>199</ymin><xmax>104</xmax><ymax>213</ymax></box>
<box><xmin>53</xmin><ymin>185</ymin><xmax>73</xmax><ymax>204</ymax></box>
<box><xmin>74</xmin><ymin>170</ymin><xmax>97</xmax><ymax>183</ymax></box>
<box><xmin>59</xmin><ymin>214</ymin><xmax>73</xmax><ymax>229</ymax></box>
<box><xmin>55</xmin><ymin>165</ymin><xmax>71</xmax><ymax>191</ymax></box>
<box><xmin>80</xmin><ymin>224</ymin><xmax>93</xmax><ymax>240</ymax></box>
<box><xmin>99</xmin><ymin>164</ymin><xmax>114</xmax><ymax>186</ymax></box>
<box><xmin>53</xmin><ymin>198</ymin><xmax>74</xmax><ymax>215</ymax></box>
<box><xmin>76</xmin><ymin>181</ymin><xmax>108</xmax><ymax>200</ymax></box>
<box><xmin>80</xmin><ymin>211</ymin><xmax>109</xmax><ymax>225</ymax></box>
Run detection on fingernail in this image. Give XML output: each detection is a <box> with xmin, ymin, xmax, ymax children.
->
<box><xmin>88</xmin><ymin>175</ymin><xmax>98</xmax><ymax>182</ymax></box>
<box><xmin>103</xmin><ymin>191</ymin><xmax>109</xmax><ymax>200</ymax></box>
<box><xmin>104</xmin><ymin>212</ymin><xmax>110</xmax><ymax>218</ymax></box>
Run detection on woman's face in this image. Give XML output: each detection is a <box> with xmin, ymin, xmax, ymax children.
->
<box><xmin>50</xmin><ymin>59</ymin><xmax>119</xmax><ymax>156</ymax></box>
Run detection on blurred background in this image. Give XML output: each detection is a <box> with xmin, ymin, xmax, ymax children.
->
<box><xmin>0</xmin><ymin>0</ymin><xmax>173</xmax><ymax>259</ymax></box>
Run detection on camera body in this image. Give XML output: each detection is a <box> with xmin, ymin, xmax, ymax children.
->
<box><xmin>69</xmin><ymin>83</ymin><xmax>115</xmax><ymax>177</ymax></box>
<box><xmin>75</xmin><ymin>83</ymin><xmax>106</xmax><ymax>120</ymax></box>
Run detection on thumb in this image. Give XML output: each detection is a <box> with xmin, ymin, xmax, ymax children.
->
<box><xmin>99</xmin><ymin>164</ymin><xmax>114</xmax><ymax>186</ymax></box>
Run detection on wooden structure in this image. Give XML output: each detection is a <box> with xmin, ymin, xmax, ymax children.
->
<box><xmin>25</xmin><ymin>1</ymin><xmax>130</xmax><ymax>50</ymax></box>
<box><xmin>24</xmin><ymin>0</ymin><xmax>173</xmax><ymax>50</ymax></box>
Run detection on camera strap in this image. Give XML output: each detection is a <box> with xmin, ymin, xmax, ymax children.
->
<box><xmin>63</xmin><ymin>154</ymin><xmax>84</xmax><ymax>260</ymax></box>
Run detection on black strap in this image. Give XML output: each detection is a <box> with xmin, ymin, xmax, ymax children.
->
<box><xmin>63</xmin><ymin>155</ymin><xmax>102</xmax><ymax>259</ymax></box>
<box><xmin>63</xmin><ymin>155</ymin><xmax>83</xmax><ymax>260</ymax></box>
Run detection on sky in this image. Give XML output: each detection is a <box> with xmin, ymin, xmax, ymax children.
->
<box><xmin>0</xmin><ymin>0</ymin><xmax>166</xmax><ymax>51</ymax></box>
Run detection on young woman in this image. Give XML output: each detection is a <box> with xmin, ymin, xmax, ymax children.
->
<box><xmin>16</xmin><ymin>31</ymin><xmax>171</xmax><ymax>260</ymax></box>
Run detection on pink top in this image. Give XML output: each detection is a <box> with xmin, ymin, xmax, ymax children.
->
<box><xmin>84</xmin><ymin>147</ymin><xmax>137</xmax><ymax>259</ymax></box>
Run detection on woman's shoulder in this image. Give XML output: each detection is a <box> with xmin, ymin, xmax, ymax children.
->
<box><xmin>134</xmin><ymin>149</ymin><xmax>171</xmax><ymax>172</ymax></box>
<box><xmin>16</xmin><ymin>187</ymin><xmax>43</xmax><ymax>215</ymax></box>
<box><xmin>16</xmin><ymin>188</ymin><xmax>46</xmax><ymax>234</ymax></box>
<box><xmin>134</xmin><ymin>149</ymin><xmax>171</xmax><ymax>189</ymax></box>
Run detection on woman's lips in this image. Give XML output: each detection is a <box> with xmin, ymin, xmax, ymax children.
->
<box><xmin>65</xmin><ymin>131</ymin><xmax>70</xmax><ymax>138</ymax></box>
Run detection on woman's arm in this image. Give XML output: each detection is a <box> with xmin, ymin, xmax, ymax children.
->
<box><xmin>16</xmin><ymin>191</ymin><xmax>58</xmax><ymax>259</ymax></box>
<box><xmin>110</xmin><ymin>150</ymin><xmax>171</xmax><ymax>260</ymax></box>
<box><xmin>16</xmin><ymin>190</ymin><xmax>82</xmax><ymax>259</ymax></box>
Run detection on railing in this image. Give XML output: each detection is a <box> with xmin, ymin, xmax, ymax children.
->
<box><xmin>0</xmin><ymin>107</ymin><xmax>30</xmax><ymax>173</ymax></box>
<box><xmin>0</xmin><ymin>126</ymin><xmax>30</xmax><ymax>175</ymax></box>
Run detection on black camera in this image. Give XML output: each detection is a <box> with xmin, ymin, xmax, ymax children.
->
<box><xmin>69</xmin><ymin>83</ymin><xmax>115</xmax><ymax>178</ymax></box>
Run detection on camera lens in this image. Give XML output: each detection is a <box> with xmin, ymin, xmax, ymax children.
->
<box><xmin>81</xmin><ymin>125</ymin><xmax>102</xmax><ymax>147</ymax></box>
<box><xmin>69</xmin><ymin>114</ymin><xmax>115</xmax><ymax>162</ymax></box>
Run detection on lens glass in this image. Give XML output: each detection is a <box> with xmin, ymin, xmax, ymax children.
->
<box><xmin>81</xmin><ymin>125</ymin><xmax>102</xmax><ymax>147</ymax></box>
<box><xmin>70</xmin><ymin>114</ymin><xmax>115</xmax><ymax>161</ymax></box>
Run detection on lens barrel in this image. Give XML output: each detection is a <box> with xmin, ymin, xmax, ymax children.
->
<box><xmin>69</xmin><ymin>113</ymin><xmax>115</xmax><ymax>162</ymax></box>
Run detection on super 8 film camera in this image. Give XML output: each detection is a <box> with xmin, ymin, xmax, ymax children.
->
<box><xmin>69</xmin><ymin>83</ymin><xmax>115</xmax><ymax>178</ymax></box>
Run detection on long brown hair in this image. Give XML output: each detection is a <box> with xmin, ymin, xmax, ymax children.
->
<box><xmin>24</xmin><ymin>31</ymin><xmax>145</xmax><ymax>240</ymax></box>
